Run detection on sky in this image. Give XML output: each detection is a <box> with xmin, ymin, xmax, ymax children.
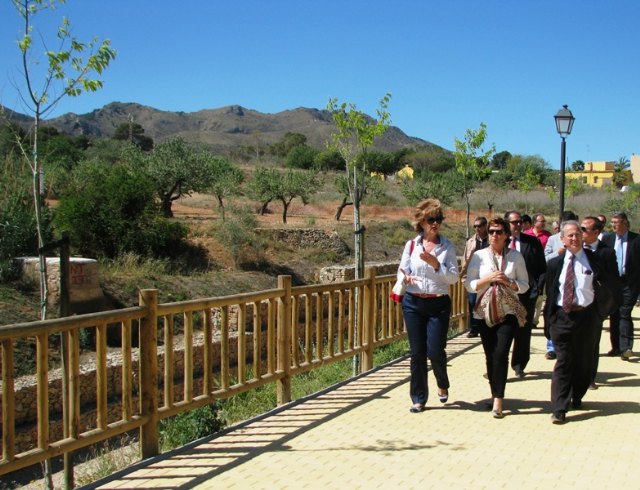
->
<box><xmin>1</xmin><ymin>0</ymin><xmax>638</xmax><ymax>168</ymax></box>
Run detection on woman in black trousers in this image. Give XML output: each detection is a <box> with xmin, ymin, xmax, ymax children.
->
<box><xmin>464</xmin><ymin>217</ymin><xmax>529</xmax><ymax>418</ymax></box>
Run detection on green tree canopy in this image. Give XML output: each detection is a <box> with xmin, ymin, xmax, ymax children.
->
<box><xmin>113</xmin><ymin>121</ymin><xmax>154</xmax><ymax>151</ymax></box>
<box><xmin>248</xmin><ymin>167</ymin><xmax>320</xmax><ymax>223</ymax></box>
<box><xmin>145</xmin><ymin>137</ymin><xmax>216</xmax><ymax>217</ymax></box>
<box><xmin>205</xmin><ymin>156</ymin><xmax>244</xmax><ymax>221</ymax></box>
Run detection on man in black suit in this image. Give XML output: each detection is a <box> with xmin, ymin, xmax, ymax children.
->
<box><xmin>581</xmin><ymin>216</ymin><xmax>621</xmax><ymax>388</ymax></box>
<box><xmin>544</xmin><ymin>221</ymin><xmax>621</xmax><ymax>424</ymax></box>
<box><xmin>601</xmin><ymin>211</ymin><xmax>639</xmax><ymax>360</ymax></box>
<box><xmin>505</xmin><ymin>210</ymin><xmax>547</xmax><ymax>377</ymax></box>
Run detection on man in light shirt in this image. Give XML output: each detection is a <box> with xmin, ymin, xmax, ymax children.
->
<box><xmin>544</xmin><ymin>221</ymin><xmax>621</xmax><ymax>424</ymax></box>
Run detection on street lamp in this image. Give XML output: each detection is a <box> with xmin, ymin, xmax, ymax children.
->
<box><xmin>554</xmin><ymin>105</ymin><xmax>575</xmax><ymax>220</ymax></box>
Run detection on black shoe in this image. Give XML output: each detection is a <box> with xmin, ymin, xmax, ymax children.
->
<box><xmin>409</xmin><ymin>404</ymin><xmax>425</xmax><ymax>413</ymax></box>
<box><xmin>571</xmin><ymin>399</ymin><xmax>582</xmax><ymax>409</ymax></box>
<box><xmin>550</xmin><ymin>412</ymin><xmax>566</xmax><ymax>424</ymax></box>
<box><xmin>437</xmin><ymin>389</ymin><xmax>449</xmax><ymax>403</ymax></box>
<box><xmin>514</xmin><ymin>369</ymin><xmax>526</xmax><ymax>379</ymax></box>
<box><xmin>589</xmin><ymin>382</ymin><xmax>598</xmax><ymax>390</ymax></box>
<box><xmin>607</xmin><ymin>349</ymin><xmax>621</xmax><ymax>356</ymax></box>
<box><xmin>467</xmin><ymin>331</ymin><xmax>478</xmax><ymax>338</ymax></box>
<box><xmin>545</xmin><ymin>351</ymin><xmax>557</xmax><ymax>360</ymax></box>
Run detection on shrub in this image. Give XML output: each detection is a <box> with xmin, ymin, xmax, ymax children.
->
<box><xmin>0</xmin><ymin>156</ymin><xmax>48</xmax><ymax>280</ymax></box>
<box><xmin>54</xmin><ymin>161</ymin><xmax>188</xmax><ymax>260</ymax></box>
<box><xmin>159</xmin><ymin>404</ymin><xmax>224</xmax><ymax>450</ymax></box>
<box><xmin>213</xmin><ymin>206</ymin><xmax>266</xmax><ymax>268</ymax></box>
<box><xmin>286</xmin><ymin>144</ymin><xmax>320</xmax><ymax>169</ymax></box>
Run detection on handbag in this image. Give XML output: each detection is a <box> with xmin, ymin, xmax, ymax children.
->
<box><xmin>390</xmin><ymin>239</ymin><xmax>415</xmax><ymax>303</ymax></box>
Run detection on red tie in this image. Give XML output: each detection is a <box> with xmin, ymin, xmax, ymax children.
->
<box><xmin>562</xmin><ymin>255</ymin><xmax>576</xmax><ymax>312</ymax></box>
<box><xmin>510</xmin><ymin>237</ymin><xmax>516</xmax><ymax>250</ymax></box>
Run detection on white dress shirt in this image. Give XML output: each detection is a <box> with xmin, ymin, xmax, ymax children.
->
<box><xmin>557</xmin><ymin>250</ymin><xmax>594</xmax><ymax>308</ymax></box>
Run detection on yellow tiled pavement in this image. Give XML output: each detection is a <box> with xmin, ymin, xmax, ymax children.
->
<box><xmin>91</xmin><ymin>315</ymin><xmax>640</xmax><ymax>490</ymax></box>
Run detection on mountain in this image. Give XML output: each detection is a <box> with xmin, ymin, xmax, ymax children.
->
<box><xmin>1</xmin><ymin>102</ymin><xmax>446</xmax><ymax>155</ymax></box>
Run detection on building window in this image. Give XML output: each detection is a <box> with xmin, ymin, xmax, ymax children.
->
<box><xmin>594</xmin><ymin>176</ymin><xmax>599</xmax><ymax>183</ymax></box>
<box><xmin>582</xmin><ymin>176</ymin><xmax>588</xmax><ymax>184</ymax></box>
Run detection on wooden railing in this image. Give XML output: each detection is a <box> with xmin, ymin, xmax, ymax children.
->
<box><xmin>0</xmin><ymin>270</ymin><xmax>468</xmax><ymax>477</ymax></box>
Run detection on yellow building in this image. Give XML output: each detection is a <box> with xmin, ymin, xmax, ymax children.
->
<box><xmin>396</xmin><ymin>164</ymin><xmax>414</xmax><ymax>180</ymax></box>
<box><xmin>565</xmin><ymin>160</ymin><xmax>632</xmax><ymax>188</ymax></box>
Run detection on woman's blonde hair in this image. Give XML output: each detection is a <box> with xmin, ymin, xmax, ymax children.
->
<box><xmin>412</xmin><ymin>198</ymin><xmax>444</xmax><ymax>233</ymax></box>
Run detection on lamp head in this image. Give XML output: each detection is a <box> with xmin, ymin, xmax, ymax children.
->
<box><xmin>555</xmin><ymin>104</ymin><xmax>575</xmax><ymax>137</ymax></box>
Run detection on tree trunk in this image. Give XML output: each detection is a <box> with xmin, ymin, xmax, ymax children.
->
<box><xmin>335</xmin><ymin>197</ymin><xmax>351</xmax><ymax>221</ymax></box>
<box><xmin>217</xmin><ymin>195</ymin><xmax>225</xmax><ymax>222</ymax></box>
<box><xmin>161</xmin><ymin>196</ymin><xmax>174</xmax><ymax>218</ymax></box>
<box><xmin>259</xmin><ymin>200</ymin><xmax>271</xmax><ymax>215</ymax></box>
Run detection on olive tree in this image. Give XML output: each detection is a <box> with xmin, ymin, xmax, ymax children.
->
<box><xmin>205</xmin><ymin>156</ymin><xmax>244</xmax><ymax>221</ymax></box>
<box><xmin>248</xmin><ymin>167</ymin><xmax>320</xmax><ymax>223</ymax></box>
<box><xmin>145</xmin><ymin>137</ymin><xmax>215</xmax><ymax>217</ymax></box>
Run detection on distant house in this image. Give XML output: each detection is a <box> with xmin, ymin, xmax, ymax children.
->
<box><xmin>396</xmin><ymin>164</ymin><xmax>414</xmax><ymax>180</ymax></box>
<box><xmin>631</xmin><ymin>154</ymin><xmax>640</xmax><ymax>184</ymax></box>
<box><xmin>565</xmin><ymin>160</ymin><xmax>632</xmax><ymax>188</ymax></box>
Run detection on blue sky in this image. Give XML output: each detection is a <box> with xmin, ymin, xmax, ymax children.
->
<box><xmin>1</xmin><ymin>0</ymin><xmax>638</xmax><ymax>168</ymax></box>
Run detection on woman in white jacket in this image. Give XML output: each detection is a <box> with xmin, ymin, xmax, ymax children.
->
<box><xmin>465</xmin><ymin>217</ymin><xmax>529</xmax><ymax>418</ymax></box>
<box><xmin>397</xmin><ymin>199</ymin><xmax>459</xmax><ymax>413</ymax></box>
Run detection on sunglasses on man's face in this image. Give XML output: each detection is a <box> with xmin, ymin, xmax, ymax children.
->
<box><xmin>509</xmin><ymin>220</ymin><xmax>523</xmax><ymax>225</ymax></box>
<box><xmin>581</xmin><ymin>226</ymin><xmax>596</xmax><ymax>233</ymax></box>
<box><xmin>473</xmin><ymin>223</ymin><xmax>486</xmax><ymax>228</ymax></box>
<box><xmin>488</xmin><ymin>229</ymin><xmax>505</xmax><ymax>235</ymax></box>
<box><xmin>426</xmin><ymin>217</ymin><xmax>444</xmax><ymax>224</ymax></box>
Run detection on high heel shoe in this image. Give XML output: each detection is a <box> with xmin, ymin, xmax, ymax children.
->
<box><xmin>438</xmin><ymin>389</ymin><xmax>449</xmax><ymax>404</ymax></box>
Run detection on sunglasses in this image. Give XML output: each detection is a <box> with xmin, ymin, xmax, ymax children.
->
<box><xmin>581</xmin><ymin>226</ymin><xmax>595</xmax><ymax>232</ymax></box>
<box><xmin>488</xmin><ymin>229</ymin><xmax>505</xmax><ymax>235</ymax></box>
<box><xmin>473</xmin><ymin>224</ymin><xmax>486</xmax><ymax>228</ymax></box>
<box><xmin>509</xmin><ymin>220</ymin><xmax>523</xmax><ymax>225</ymax></box>
<box><xmin>426</xmin><ymin>217</ymin><xmax>444</xmax><ymax>224</ymax></box>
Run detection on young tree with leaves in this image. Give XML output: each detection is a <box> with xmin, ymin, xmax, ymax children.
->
<box><xmin>453</xmin><ymin>123</ymin><xmax>495</xmax><ymax>238</ymax></box>
<box><xmin>247</xmin><ymin>167</ymin><xmax>320</xmax><ymax>223</ymax></box>
<box><xmin>205</xmin><ymin>156</ymin><xmax>244</xmax><ymax>221</ymax></box>
<box><xmin>327</xmin><ymin>94</ymin><xmax>391</xmax><ymax>279</ymax></box>
<box><xmin>7</xmin><ymin>0</ymin><xmax>116</xmax><ymax>321</ymax></box>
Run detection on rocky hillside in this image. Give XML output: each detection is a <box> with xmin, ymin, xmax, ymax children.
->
<box><xmin>1</xmin><ymin>102</ymin><xmax>446</xmax><ymax>155</ymax></box>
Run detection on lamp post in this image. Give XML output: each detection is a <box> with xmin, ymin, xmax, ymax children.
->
<box><xmin>554</xmin><ymin>105</ymin><xmax>575</xmax><ymax>220</ymax></box>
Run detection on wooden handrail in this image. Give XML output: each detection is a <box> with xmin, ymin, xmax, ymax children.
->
<box><xmin>0</xmin><ymin>272</ymin><xmax>468</xmax><ymax>477</ymax></box>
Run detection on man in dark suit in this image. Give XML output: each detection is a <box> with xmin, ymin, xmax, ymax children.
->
<box><xmin>505</xmin><ymin>210</ymin><xmax>547</xmax><ymax>377</ymax></box>
<box><xmin>601</xmin><ymin>211</ymin><xmax>639</xmax><ymax>360</ymax></box>
<box><xmin>544</xmin><ymin>221</ymin><xmax>621</xmax><ymax>424</ymax></box>
<box><xmin>581</xmin><ymin>216</ymin><xmax>622</xmax><ymax>388</ymax></box>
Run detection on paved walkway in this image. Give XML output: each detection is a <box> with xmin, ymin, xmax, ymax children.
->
<box><xmin>88</xmin><ymin>318</ymin><xmax>640</xmax><ymax>490</ymax></box>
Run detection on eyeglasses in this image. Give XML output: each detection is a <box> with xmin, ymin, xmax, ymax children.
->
<box><xmin>473</xmin><ymin>224</ymin><xmax>486</xmax><ymax>228</ymax></box>
<box><xmin>425</xmin><ymin>217</ymin><xmax>444</xmax><ymax>224</ymax></box>
<box><xmin>488</xmin><ymin>229</ymin><xmax>505</xmax><ymax>235</ymax></box>
<box><xmin>509</xmin><ymin>220</ymin><xmax>523</xmax><ymax>225</ymax></box>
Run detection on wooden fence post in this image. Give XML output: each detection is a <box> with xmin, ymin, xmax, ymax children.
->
<box><xmin>362</xmin><ymin>268</ymin><xmax>376</xmax><ymax>371</ymax></box>
<box><xmin>139</xmin><ymin>289</ymin><xmax>159</xmax><ymax>459</ymax></box>
<box><xmin>276</xmin><ymin>275</ymin><xmax>292</xmax><ymax>405</ymax></box>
